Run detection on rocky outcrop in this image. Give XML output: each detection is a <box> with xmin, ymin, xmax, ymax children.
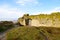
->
<box><xmin>18</xmin><ymin>12</ymin><xmax>60</xmax><ymax>27</ymax></box>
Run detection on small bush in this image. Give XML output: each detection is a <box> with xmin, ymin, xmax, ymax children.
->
<box><xmin>0</xmin><ymin>21</ymin><xmax>14</xmax><ymax>32</ymax></box>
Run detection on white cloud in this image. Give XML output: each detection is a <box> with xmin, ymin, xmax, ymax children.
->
<box><xmin>16</xmin><ymin>0</ymin><xmax>39</xmax><ymax>5</ymax></box>
<box><xmin>43</xmin><ymin>7</ymin><xmax>60</xmax><ymax>14</ymax></box>
<box><xmin>32</xmin><ymin>7</ymin><xmax>60</xmax><ymax>15</ymax></box>
<box><xmin>46</xmin><ymin>7</ymin><xmax>60</xmax><ymax>14</ymax></box>
<box><xmin>0</xmin><ymin>4</ymin><xmax>25</xmax><ymax>18</ymax></box>
<box><xmin>52</xmin><ymin>7</ymin><xmax>60</xmax><ymax>12</ymax></box>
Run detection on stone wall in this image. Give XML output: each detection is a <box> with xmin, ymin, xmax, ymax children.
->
<box><xmin>19</xmin><ymin>18</ymin><xmax>60</xmax><ymax>27</ymax></box>
<box><xmin>18</xmin><ymin>12</ymin><xmax>60</xmax><ymax>27</ymax></box>
<box><xmin>30</xmin><ymin>19</ymin><xmax>52</xmax><ymax>27</ymax></box>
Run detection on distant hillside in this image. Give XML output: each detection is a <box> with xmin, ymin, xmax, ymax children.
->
<box><xmin>0</xmin><ymin>21</ymin><xmax>14</xmax><ymax>33</ymax></box>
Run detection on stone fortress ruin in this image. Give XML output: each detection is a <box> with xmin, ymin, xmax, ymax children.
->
<box><xmin>18</xmin><ymin>12</ymin><xmax>60</xmax><ymax>27</ymax></box>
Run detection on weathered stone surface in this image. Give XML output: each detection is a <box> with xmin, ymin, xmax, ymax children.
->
<box><xmin>18</xmin><ymin>12</ymin><xmax>60</xmax><ymax>27</ymax></box>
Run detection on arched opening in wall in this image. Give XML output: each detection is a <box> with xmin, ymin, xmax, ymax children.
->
<box><xmin>25</xmin><ymin>19</ymin><xmax>29</xmax><ymax>26</ymax></box>
<box><xmin>25</xmin><ymin>18</ymin><xmax>32</xmax><ymax>26</ymax></box>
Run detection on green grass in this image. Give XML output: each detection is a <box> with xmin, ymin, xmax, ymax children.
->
<box><xmin>6</xmin><ymin>26</ymin><xmax>60</xmax><ymax>40</ymax></box>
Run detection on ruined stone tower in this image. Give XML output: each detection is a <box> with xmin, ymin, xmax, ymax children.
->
<box><xmin>18</xmin><ymin>14</ymin><xmax>32</xmax><ymax>26</ymax></box>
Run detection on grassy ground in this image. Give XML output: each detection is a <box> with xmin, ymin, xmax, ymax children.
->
<box><xmin>6</xmin><ymin>26</ymin><xmax>60</xmax><ymax>40</ymax></box>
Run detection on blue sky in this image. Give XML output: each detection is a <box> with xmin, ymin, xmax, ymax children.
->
<box><xmin>0</xmin><ymin>0</ymin><xmax>60</xmax><ymax>21</ymax></box>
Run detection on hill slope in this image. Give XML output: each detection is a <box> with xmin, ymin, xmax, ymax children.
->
<box><xmin>6</xmin><ymin>26</ymin><xmax>60</xmax><ymax>40</ymax></box>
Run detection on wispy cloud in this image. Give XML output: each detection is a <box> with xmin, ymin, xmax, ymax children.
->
<box><xmin>16</xmin><ymin>0</ymin><xmax>39</xmax><ymax>5</ymax></box>
<box><xmin>48</xmin><ymin>7</ymin><xmax>60</xmax><ymax>13</ymax></box>
<box><xmin>33</xmin><ymin>7</ymin><xmax>60</xmax><ymax>14</ymax></box>
<box><xmin>42</xmin><ymin>7</ymin><xmax>60</xmax><ymax>14</ymax></box>
<box><xmin>0</xmin><ymin>4</ymin><xmax>24</xmax><ymax>18</ymax></box>
<box><xmin>53</xmin><ymin>7</ymin><xmax>60</xmax><ymax>12</ymax></box>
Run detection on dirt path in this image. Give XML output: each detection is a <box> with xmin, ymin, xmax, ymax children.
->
<box><xmin>0</xmin><ymin>25</ymin><xmax>20</xmax><ymax>40</ymax></box>
<box><xmin>0</xmin><ymin>28</ymin><xmax>12</xmax><ymax>40</ymax></box>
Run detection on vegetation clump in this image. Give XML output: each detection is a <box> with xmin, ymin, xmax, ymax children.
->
<box><xmin>0</xmin><ymin>21</ymin><xmax>14</xmax><ymax>32</ymax></box>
